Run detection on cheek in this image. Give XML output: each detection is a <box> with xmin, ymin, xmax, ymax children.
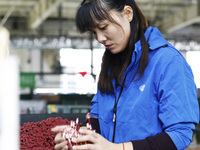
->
<box><xmin>108</xmin><ymin>23</ymin><xmax>130</xmax><ymax>44</ymax></box>
<box><xmin>122</xmin><ymin>24</ymin><xmax>131</xmax><ymax>43</ymax></box>
<box><xmin>119</xmin><ymin>28</ymin><xmax>129</xmax><ymax>43</ymax></box>
<box><xmin>113</xmin><ymin>28</ymin><xmax>126</xmax><ymax>41</ymax></box>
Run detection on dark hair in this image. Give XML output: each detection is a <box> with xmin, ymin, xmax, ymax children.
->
<box><xmin>76</xmin><ymin>0</ymin><xmax>149</xmax><ymax>94</ymax></box>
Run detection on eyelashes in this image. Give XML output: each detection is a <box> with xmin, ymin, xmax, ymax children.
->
<box><xmin>99</xmin><ymin>25</ymin><xmax>107</xmax><ymax>30</ymax></box>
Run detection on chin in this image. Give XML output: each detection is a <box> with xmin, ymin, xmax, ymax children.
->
<box><xmin>109</xmin><ymin>49</ymin><xmax>123</xmax><ymax>54</ymax></box>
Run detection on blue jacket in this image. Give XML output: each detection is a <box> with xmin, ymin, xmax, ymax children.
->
<box><xmin>90</xmin><ymin>27</ymin><xmax>199</xmax><ymax>150</ymax></box>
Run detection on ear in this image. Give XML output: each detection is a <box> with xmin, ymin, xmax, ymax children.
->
<box><xmin>123</xmin><ymin>5</ymin><xmax>133</xmax><ymax>22</ymax></box>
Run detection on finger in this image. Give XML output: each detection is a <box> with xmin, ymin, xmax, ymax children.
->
<box><xmin>54</xmin><ymin>140</ymin><xmax>68</xmax><ymax>150</ymax></box>
<box><xmin>79</xmin><ymin>128</ymin><xmax>99</xmax><ymax>138</ymax></box>
<box><xmin>62</xmin><ymin>145</ymin><xmax>68</xmax><ymax>150</ymax></box>
<box><xmin>72</xmin><ymin>134</ymin><xmax>96</xmax><ymax>144</ymax></box>
<box><xmin>51</xmin><ymin>125</ymin><xmax>69</xmax><ymax>133</ymax></box>
<box><xmin>80</xmin><ymin>126</ymin><xmax>87</xmax><ymax>130</ymax></box>
<box><xmin>55</xmin><ymin>132</ymin><xmax>65</xmax><ymax>144</ymax></box>
<box><xmin>73</xmin><ymin>143</ymin><xmax>94</xmax><ymax>150</ymax></box>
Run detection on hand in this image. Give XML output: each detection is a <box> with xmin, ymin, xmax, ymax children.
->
<box><xmin>51</xmin><ymin>125</ymin><xmax>69</xmax><ymax>150</ymax></box>
<box><xmin>71</xmin><ymin>128</ymin><xmax>119</xmax><ymax>150</ymax></box>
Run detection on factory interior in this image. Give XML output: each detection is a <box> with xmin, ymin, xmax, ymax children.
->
<box><xmin>0</xmin><ymin>0</ymin><xmax>200</xmax><ymax>149</ymax></box>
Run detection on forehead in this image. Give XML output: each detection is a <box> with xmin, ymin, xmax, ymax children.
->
<box><xmin>95</xmin><ymin>10</ymin><xmax>122</xmax><ymax>24</ymax></box>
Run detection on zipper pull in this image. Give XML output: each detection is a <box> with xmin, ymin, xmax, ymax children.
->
<box><xmin>113</xmin><ymin>113</ymin><xmax>116</xmax><ymax>122</ymax></box>
<box><xmin>113</xmin><ymin>107</ymin><xmax>116</xmax><ymax>122</ymax></box>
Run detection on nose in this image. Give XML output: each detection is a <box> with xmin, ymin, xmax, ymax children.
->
<box><xmin>96</xmin><ymin>32</ymin><xmax>106</xmax><ymax>44</ymax></box>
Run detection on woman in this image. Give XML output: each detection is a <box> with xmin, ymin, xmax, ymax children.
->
<box><xmin>51</xmin><ymin>0</ymin><xmax>199</xmax><ymax>149</ymax></box>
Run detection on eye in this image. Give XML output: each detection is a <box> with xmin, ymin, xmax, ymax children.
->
<box><xmin>99</xmin><ymin>25</ymin><xmax>107</xmax><ymax>30</ymax></box>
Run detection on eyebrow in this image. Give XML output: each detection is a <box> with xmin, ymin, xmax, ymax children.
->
<box><xmin>96</xmin><ymin>21</ymin><xmax>107</xmax><ymax>27</ymax></box>
<box><xmin>89</xmin><ymin>20</ymin><xmax>107</xmax><ymax>31</ymax></box>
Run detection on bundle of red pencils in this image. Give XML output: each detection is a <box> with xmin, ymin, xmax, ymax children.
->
<box><xmin>62</xmin><ymin>113</ymin><xmax>93</xmax><ymax>150</ymax></box>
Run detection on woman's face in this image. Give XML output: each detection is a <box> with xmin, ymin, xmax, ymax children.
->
<box><xmin>91</xmin><ymin>6</ymin><xmax>133</xmax><ymax>54</ymax></box>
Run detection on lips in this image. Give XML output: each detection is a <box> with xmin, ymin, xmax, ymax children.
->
<box><xmin>105</xmin><ymin>44</ymin><xmax>112</xmax><ymax>49</ymax></box>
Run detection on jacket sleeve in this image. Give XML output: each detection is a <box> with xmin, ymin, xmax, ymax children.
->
<box><xmin>156</xmin><ymin>52</ymin><xmax>199</xmax><ymax>149</ymax></box>
<box><xmin>90</xmin><ymin>93</ymin><xmax>99</xmax><ymax>118</ymax></box>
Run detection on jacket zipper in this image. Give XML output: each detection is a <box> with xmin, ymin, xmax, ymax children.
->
<box><xmin>112</xmin><ymin>52</ymin><xmax>137</xmax><ymax>143</ymax></box>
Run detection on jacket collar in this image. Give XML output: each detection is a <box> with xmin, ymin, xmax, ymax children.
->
<box><xmin>131</xmin><ymin>26</ymin><xmax>169</xmax><ymax>63</ymax></box>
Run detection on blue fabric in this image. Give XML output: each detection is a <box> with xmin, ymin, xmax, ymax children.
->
<box><xmin>90</xmin><ymin>27</ymin><xmax>199</xmax><ymax>150</ymax></box>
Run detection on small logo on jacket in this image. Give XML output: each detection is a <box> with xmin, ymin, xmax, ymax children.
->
<box><xmin>139</xmin><ymin>84</ymin><xmax>145</xmax><ymax>92</ymax></box>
